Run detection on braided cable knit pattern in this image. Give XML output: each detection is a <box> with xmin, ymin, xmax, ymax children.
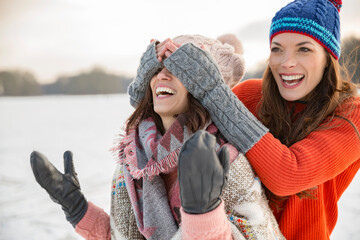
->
<box><xmin>270</xmin><ymin>0</ymin><xmax>342</xmax><ymax>59</ymax></box>
<box><xmin>172</xmin><ymin>34</ymin><xmax>245</xmax><ymax>87</ymax></box>
<box><xmin>163</xmin><ymin>43</ymin><xmax>268</xmax><ymax>153</ymax></box>
<box><xmin>286</xmin><ymin>0</ymin><xmax>303</xmax><ymax>17</ymax></box>
<box><xmin>127</xmin><ymin>41</ymin><xmax>163</xmax><ymax>107</ymax></box>
<box><xmin>76</xmin><ymin>202</ymin><xmax>111</xmax><ymax>240</ymax></box>
<box><xmin>315</xmin><ymin>0</ymin><xmax>327</xmax><ymax>27</ymax></box>
<box><xmin>333</xmin><ymin>7</ymin><xmax>341</xmax><ymax>41</ymax></box>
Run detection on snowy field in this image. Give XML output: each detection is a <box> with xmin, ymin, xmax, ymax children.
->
<box><xmin>0</xmin><ymin>94</ymin><xmax>359</xmax><ymax>240</ymax></box>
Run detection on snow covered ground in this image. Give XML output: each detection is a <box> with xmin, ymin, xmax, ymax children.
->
<box><xmin>0</xmin><ymin>95</ymin><xmax>359</xmax><ymax>239</ymax></box>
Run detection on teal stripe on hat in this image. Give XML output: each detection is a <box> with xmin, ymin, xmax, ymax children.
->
<box><xmin>270</xmin><ymin>17</ymin><xmax>341</xmax><ymax>58</ymax></box>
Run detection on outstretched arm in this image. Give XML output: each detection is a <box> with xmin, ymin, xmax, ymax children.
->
<box><xmin>127</xmin><ymin>41</ymin><xmax>163</xmax><ymax>107</ymax></box>
<box><xmin>30</xmin><ymin>151</ymin><xmax>88</xmax><ymax>227</ymax></box>
<box><xmin>30</xmin><ymin>151</ymin><xmax>111</xmax><ymax>239</ymax></box>
<box><xmin>163</xmin><ymin>43</ymin><xmax>268</xmax><ymax>153</ymax></box>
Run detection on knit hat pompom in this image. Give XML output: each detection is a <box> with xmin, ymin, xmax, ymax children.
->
<box><xmin>270</xmin><ymin>0</ymin><xmax>342</xmax><ymax>59</ymax></box>
<box><xmin>217</xmin><ymin>34</ymin><xmax>244</xmax><ymax>55</ymax></box>
<box><xmin>329</xmin><ymin>0</ymin><xmax>342</xmax><ymax>12</ymax></box>
<box><xmin>173</xmin><ymin>34</ymin><xmax>245</xmax><ymax>88</ymax></box>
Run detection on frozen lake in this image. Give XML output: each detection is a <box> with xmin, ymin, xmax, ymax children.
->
<box><xmin>0</xmin><ymin>95</ymin><xmax>359</xmax><ymax>239</ymax></box>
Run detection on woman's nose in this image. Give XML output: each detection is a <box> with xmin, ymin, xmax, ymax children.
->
<box><xmin>281</xmin><ymin>52</ymin><xmax>297</xmax><ymax>68</ymax></box>
<box><xmin>157</xmin><ymin>68</ymin><xmax>172</xmax><ymax>80</ymax></box>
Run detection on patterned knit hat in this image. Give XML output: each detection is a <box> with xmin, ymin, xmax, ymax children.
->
<box><xmin>270</xmin><ymin>0</ymin><xmax>342</xmax><ymax>59</ymax></box>
<box><xmin>172</xmin><ymin>34</ymin><xmax>245</xmax><ymax>88</ymax></box>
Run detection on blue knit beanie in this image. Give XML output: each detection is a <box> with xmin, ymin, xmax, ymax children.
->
<box><xmin>270</xmin><ymin>0</ymin><xmax>342</xmax><ymax>60</ymax></box>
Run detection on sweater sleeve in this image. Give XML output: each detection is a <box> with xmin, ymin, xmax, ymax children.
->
<box><xmin>180</xmin><ymin>201</ymin><xmax>232</xmax><ymax>240</ymax></box>
<box><xmin>75</xmin><ymin>202</ymin><xmax>111</xmax><ymax>240</ymax></box>
<box><xmin>179</xmin><ymin>152</ymin><xmax>285</xmax><ymax>240</ymax></box>
<box><xmin>246</xmin><ymin>98</ymin><xmax>360</xmax><ymax>196</ymax></box>
<box><xmin>222</xmin><ymin>153</ymin><xmax>285</xmax><ymax>240</ymax></box>
<box><xmin>163</xmin><ymin>43</ymin><xmax>268</xmax><ymax>153</ymax></box>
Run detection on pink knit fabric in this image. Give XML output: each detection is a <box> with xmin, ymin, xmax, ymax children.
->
<box><xmin>75</xmin><ymin>202</ymin><xmax>111</xmax><ymax>240</ymax></box>
<box><xmin>76</xmin><ymin>201</ymin><xmax>232</xmax><ymax>239</ymax></box>
<box><xmin>181</xmin><ymin>201</ymin><xmax>232</xmax><ymax>240</ymax></box>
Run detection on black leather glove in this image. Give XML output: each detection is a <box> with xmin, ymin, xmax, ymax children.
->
<box><xmin>30</xmin><ymin>151</ymin><xmax>88</xmax><ymax>227</ymax></box>
<box><xmin>178</xmin><ymin>130</ymin><xmax>230</xmax><ymax>214</ymax></box>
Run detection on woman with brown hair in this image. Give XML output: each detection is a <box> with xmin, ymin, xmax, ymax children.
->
<box><xmin>30</xmin><ymin>34</ymin><xmax>284</xmax><ymax>239</ymax></box>
<box><xmin>155</xmin><ymin>0</ymin><xmax>359</xmax><ymax>239</ymax></box>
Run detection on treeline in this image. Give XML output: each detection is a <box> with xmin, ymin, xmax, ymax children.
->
<box><xmin>0</xmin><ymin>67</ymin><xmax>132</xmax><ymax>96</ymax></box>
<box><xmin>0</xmin><ymin>36</ymin><xmax>359</xmax><ymax>97</ymax></box>
<box><xmin>0</xmin><ymin>71</ymin><xmax>42</xmax><ymax>96</ymax></box>
<box><xmin>243</xmin><ymin>35</ymin><xmax>360</xmax><ymax>84</ymax></box>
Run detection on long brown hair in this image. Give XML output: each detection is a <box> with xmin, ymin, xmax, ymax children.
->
<box><xmin>126</xmin><ymin>82</ymin><xmax>211</xmax><ymax>135</ymax></box>
<box><xmin>259</xmin><ymin>53</ymin><xmax>358</xmax><ymax>201</ymax></box>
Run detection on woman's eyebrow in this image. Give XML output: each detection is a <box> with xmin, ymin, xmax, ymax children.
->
<box><xmin>271</xmin><ymin>41</ymin><xmax>315</xmax><ymax>46</ymax></box>
<box><xmin>271</xmin><ymin>41</ymin><xmax>282</xmax><ymax>46</ymax></box>
<box><xmin>296</xmin><ymin>41</ymin><xmax>314</xmax><ymax>46</ymax></box>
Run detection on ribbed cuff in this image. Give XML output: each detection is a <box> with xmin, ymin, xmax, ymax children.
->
<box><xmin>75</xmin><ymin>202</ymin><xmax>108</xmax><ymax>237</ymax></box>
<box><xmin>164</xmin><ymin>43</ymin><xmax>268</xmax><ymax>153</ymax></box>
<box><xmin>66</xmin><ymin>198</ymin><xmax>88</xmax><ymax>227</ymax></box>
<box><xmin>180</xmin><ymin>201</ymin><xmax>232</xmax><ymax>240</ymax></box>
<box><xmin>127</xmin><ymin>41</ymin><xmax>163</xmax><ymax>107</ymax></box>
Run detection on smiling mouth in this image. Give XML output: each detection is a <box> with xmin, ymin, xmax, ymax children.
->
<box><xmin>281</xmin><ymin>74</ymin><xmax>304</xmax><ymax>87</ymax></box>
<box><xmin>156</xmin><ymin>87</ymin><xmax>176</xmax><ymax>96</ymax></box>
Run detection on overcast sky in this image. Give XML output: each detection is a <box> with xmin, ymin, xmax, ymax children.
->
<box><xmin>1</xmin><ymin>0</ymin><xmax>359</xmax><ymax>84</ymax></box>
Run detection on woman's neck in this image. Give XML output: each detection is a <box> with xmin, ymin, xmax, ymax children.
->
<box><xmin>161</xmin><ymin>117</ymin><xmax>176</xmax><ymax>133</ymax></box>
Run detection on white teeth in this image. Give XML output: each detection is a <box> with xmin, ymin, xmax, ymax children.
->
<box><xmin>281</xmin><ymin>75</ymin><xmax>304</xmax><ymax>81</ymax></box>
<box><xmin>284</xmin><ymin>81</ymin><xmax>298</xmax><ymax>86</ymax></box>
<box><xmin>156</xmin><ymin>87</ymin><xmax>176</xmax><ymax>96</ymax></box>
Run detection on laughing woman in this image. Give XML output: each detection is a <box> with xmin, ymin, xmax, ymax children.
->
<box><xmin>30</xmin><ymin>35</ymin><xmax>284</xmax><ymax>239</ymax></box>
<box><xmin>155</xmin><ymin>0</ymin><xmax>360</xmax><ymax>239</ymax></box>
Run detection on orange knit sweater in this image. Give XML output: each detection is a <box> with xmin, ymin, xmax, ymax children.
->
<box><xmin>232</xmin><ymin>79</ymin><xmax>360</xmax><ymax>240</ymax></box>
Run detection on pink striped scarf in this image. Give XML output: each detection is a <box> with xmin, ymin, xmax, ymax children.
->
<box><xmin>117</xmin><ymin>116</ymin><xmax>223</xmax><ymax>179</ymax></box>
<box><xmin>113</xmin><ymin>115</ymin><xmax>230</xmax><ymax>239</ymax></box>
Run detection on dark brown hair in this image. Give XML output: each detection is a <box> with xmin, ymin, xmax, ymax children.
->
<box><xmin>126</xmin><ymin>82</ymin><xmax>211</xmax><ymax>135</ymax></box>
<box><xmin>259</xmin><ymin>52</ymin><xmax>358</xmax><ymax>202</ymax></box>
<box><xmin>260</xmin><ymin>53</ymin><xmax>357</xmax><ymax>146</ymax></box>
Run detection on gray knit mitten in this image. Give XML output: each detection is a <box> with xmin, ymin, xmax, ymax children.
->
<box><xmin>163</xmin><ymin>43</ymin><xmax>268</xmax><ymax>153</ymax></box>
<box><xmin>127</xmin><ymin>41</ymin><xmax>163</xmax><ymax>107</ymax></box>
